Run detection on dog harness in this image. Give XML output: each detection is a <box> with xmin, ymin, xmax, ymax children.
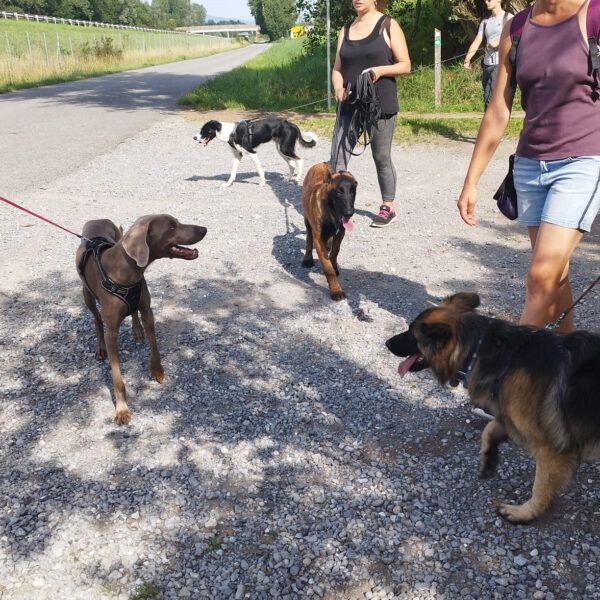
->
<box><xmin>229</xmin><ymin>119</ymin><xmax>254</xmax><ymax>149</ymax></box>
<box><xmin>77</xmin><ymin>237</ymin><xmax>143</xmax><ymax>315</ymax></box>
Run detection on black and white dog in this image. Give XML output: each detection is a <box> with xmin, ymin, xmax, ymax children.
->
<box><xmin>194</xmin><ymin>118</ymin><xmax>318</xmax><ymax>187</ymax></box>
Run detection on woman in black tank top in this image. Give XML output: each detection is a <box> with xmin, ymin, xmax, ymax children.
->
<box><xmin>330</xmin><ymin>0</ymin><xmax>411</xmax><ymax>227</ymax></box>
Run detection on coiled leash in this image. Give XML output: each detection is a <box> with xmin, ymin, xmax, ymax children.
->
<box><xmin>545</xmin><ymin>275</ymin><xmax>600</xmax><ymax>330</ymax></box>
<box><xmin>331</xmin><ymin>70</ymin><xmax>383</xmax><ymax>169</ymax></box>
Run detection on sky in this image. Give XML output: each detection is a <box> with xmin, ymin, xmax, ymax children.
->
<box><xmin>198</xmin><ymin>0</ymin><xmax>254</xmax><ymax>22</ymax></box>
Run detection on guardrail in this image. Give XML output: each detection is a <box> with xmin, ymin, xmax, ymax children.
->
<box><xmin>0</xmin><ymin>10</ymin><xmax>204</xmax><ymax>36</ymax></box>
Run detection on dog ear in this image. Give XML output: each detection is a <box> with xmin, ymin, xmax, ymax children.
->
<box><xmin>443</xmin><ymin>292</ymin><xmax>480</xmax><ymax>312</ymax></box>
<box><xmin>122</xmin><ymin>217</ymin><xmax>152</xmax><ymax>267</ymax></box>
<box><xmin>324</xmin><ymin>163</ymin><xmax>334</xmax><ymax>183</ymax></box>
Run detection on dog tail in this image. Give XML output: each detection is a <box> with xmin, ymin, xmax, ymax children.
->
<box><xmin>298</xmin><ymin>130</ymin><xmax>318</xmax><ymax>148</ymax></box>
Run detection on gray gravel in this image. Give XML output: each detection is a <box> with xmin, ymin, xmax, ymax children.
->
<box><xmin>0</xmin><ymin>113</ymin><xmax>599</xmax><ymax>600</ymax></box>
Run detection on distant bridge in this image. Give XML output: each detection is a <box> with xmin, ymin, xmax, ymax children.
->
<box><xmin>178</xmin><ymin>24</ymin><xmax>260</xmax><ymax>37</ymax></box>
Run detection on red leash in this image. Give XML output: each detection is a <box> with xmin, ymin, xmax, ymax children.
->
<box><xmin>0</xmin><ymin>194</ymin><xmax>85</xmax><ymax>240</ymax></box>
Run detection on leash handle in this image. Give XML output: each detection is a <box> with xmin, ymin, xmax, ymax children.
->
<box><xmin>0</xmin><ymin>195</ymin><xmax>84</xmax><ymax>239</ymax></box>
<box><xmin>545</xmin><ymin>275</ymin><xmax>600</xmax><ymax>330</ymax></box>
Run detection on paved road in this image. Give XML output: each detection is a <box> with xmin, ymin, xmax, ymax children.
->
<box><xmin>0</xmin><ymin>44</ymin><xmax>268</xmax><ymax>197</ymax></box>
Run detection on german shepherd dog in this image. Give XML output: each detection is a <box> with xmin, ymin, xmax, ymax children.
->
<box><xmin>386</xmin><ymin>292</ymin><xmax>600</xmax><ymax>523</ymax></box>
<box><xmin>302</xmin><ymin>162</ymin><xmax>357</xmax><ymax>301</ymax></box>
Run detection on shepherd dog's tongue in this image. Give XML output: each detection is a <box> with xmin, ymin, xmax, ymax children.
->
<box><xmin>398</xmin><ymin>354</ymin><xmax>420</xmax><ymax>378</ymax></box>
<box><xmin>342</xmin><ymin>216</ymin><xmax>354</xmax><ymax>231</ymax></box>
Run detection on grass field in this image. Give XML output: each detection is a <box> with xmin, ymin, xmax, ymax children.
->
<box><xmin>0</xmin><ymin>19</ymin><xmax>243</xmax><ymax>93</ymax></box>
<box><xmin>180</xmin><ymin>38</ymin><xmax>524</xmax><ymax>140</ymax></box>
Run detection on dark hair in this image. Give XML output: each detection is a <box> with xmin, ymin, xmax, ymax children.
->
<box><xmin>376</xmin><ymin>0</ymin><xmax>388</xmax><ymax>11</ymax></box>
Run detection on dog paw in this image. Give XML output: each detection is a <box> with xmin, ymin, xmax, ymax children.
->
<box><xmin>497</xmin><ymin>502</ymin><xmax>537</xmax><ymax>524</ymax></box>
<box><xmin>302</xmin><ymin>258</ymin><xmax>314</xmax><ymax>268</ymax></box>
<box><xmin>151</xmin><ymin>364</ymin><xmax>165</xmax><ymax>384</ymax></box>
<box><xmin>330</xmin><ymin>290</ymin><xmax>347</xmax><ymax>301</ymax></box>
<box><xmin>95</xmin><ymin>347</ymin><xmax>107</xmax><ymax>360</ymax></box>
<box><xmin>221</xmin><ymin>181</ymin><xmax>233</xmax><ymax>188</ymax></box>
<box><xmin>114</xmin><ymin>408</ymin><xmax>131</xmax><ymax>426</ymax></box>
<box><xmin>258</xmin><ymin>180</ymin><xmax>267</xmax><ymax>187</ymax></box>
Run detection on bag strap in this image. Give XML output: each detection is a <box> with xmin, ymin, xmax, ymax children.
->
<box><xmin>509</xmin><ymin>6</ymin><xmax>533</xmax><ymax>89</ymax></box>
<box><xmin>587</xmin><ymin>0</ymin><xmax>600</xmax><ymax>94</ymax></box>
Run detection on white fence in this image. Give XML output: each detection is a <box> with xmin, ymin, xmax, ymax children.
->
<box><xmin>0</xmin><ymin>10</ymin><xmax>209</xmax><ymax>37</ymax></box>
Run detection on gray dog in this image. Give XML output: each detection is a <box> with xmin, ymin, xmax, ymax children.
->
<box><xmin>76</xmin><ymin>214</ymin><xmax>207</xmax><ymax>424</ymax></box>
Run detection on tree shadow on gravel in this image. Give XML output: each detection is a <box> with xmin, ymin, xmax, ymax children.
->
<box><xmin>271</xmin><ymin>223</ymin><xmax>434</xmax><ymax>322</ymax></box>
<box><xmin>1</xmin><ymin>269</ymin><xmax>598</xmax><ymax>599</ymax></box>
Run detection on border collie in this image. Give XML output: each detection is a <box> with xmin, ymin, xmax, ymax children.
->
<box><xmin>194</xmin><ymin>117</ymin><xmax>318</xmax><ymax>187</ymax></box>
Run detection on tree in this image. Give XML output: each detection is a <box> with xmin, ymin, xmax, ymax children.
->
<box><xmin>263</xmin><ymin>0</ymin><xmax>296</xmax><ymax>39</ymax></box>
<box><xmin>248</xmin><ymin>0</ymin><xmax>267</xmax><ymax>34</ymax></box>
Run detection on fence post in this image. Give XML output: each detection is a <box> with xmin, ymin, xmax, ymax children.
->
<box><xmin>4</xmin><ymin>31</ymin><xmax>14</xmax><ymax>84</ymax></box>
<box><xmin>434</xmin><ymin>28</ymin><xmax>441</xmax><ymax>108</ymax></box>
<box><xmin>26</xmin><ymin>30</ymin><xmax>32</xmax><ymax>61</ymax></box>
<box><xmin>56</xmin><ymin>32</ymin><xmax>61</xmax><ymax>61</ymax></box>
<box><xmin>43</xmin><ymin>31</ymin><xmax>49</xmax><ymax>65</ymax></box>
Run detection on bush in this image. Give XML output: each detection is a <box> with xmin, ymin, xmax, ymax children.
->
<box><xmin>80</xmin><ymin>36</ymin><xmax>123</xmax><ymax>60</ymax></box>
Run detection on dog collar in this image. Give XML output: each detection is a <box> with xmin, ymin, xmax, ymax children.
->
<box><xmin>456</xmin><ymin>336</ymin><xmax>484</xmax><ymax>387</ymax></box>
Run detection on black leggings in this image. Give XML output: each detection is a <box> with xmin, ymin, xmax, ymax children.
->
<box><xmin>330</xmin><ymin>112</ymin><xmax>397</xmax><ymax>201</ymax></box>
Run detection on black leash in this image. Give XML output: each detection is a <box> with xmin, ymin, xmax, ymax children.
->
<box><xmin>330</xmin><ymin>70</ymin><xmax>382</xmax><ymax>169</ymax></box>
<box><xmin>545</xmin><ymin>275</ymin><xmax>600</xmax><ymax>330</ymax></box>
<box><xmin>347</xmin><ymin>70</ymin><xmax>382</xmax><ymax>156</ymax></box>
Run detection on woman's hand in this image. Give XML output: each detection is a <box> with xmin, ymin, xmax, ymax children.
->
<box><xmin>458</xmin><ymin>182</ymin><xmax>478</xmax><ymax>225</ymax></box>
<box><xmin>463</xmin><ymin>58</ymin><xmax>472</xmax><ymax>70</ymax></box>
<box><xmin>369</xmin><ymin>66</ymin><xmax>384</xmax><ymax>82</ymax></box>
<box><xmin>334</xmin><ymin>87</ymin><xmax>349</xmax><ymax>102</ymax></box>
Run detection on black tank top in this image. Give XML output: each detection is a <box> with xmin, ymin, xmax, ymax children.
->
<box><xmin>339</xmin><ymin>15</ymin><xmax>399</xmax><ymax>116</ymax></box>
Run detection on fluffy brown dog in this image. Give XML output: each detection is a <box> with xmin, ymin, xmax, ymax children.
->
<box><xmin>386</xmin><ymin>293</ymin><xmax>600</xmax><ymax>523</ymax></box>
<box><xmin>302</xmin><ymin>162</ymin><xmax>357</xmax><ymax>301</ymax></box>
<box><xmin>76</xmin><ymin>214</ymin><xmax>207</xmax><ymax>425</ymax></box>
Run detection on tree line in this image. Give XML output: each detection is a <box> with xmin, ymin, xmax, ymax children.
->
<box><xmin>250</xmin><ymin>0</ymin><xmax>527</xmax><ymax>64</ymax></box>
<box><xmin>0</xmin><ymin>0</ymin><xmax>207</xmax><ymax>29</ymax></box>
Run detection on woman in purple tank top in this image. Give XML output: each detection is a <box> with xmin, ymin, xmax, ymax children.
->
<box><xmin>457</xmin><ymin>0</ymin><xmax>600</xmax><ymax>332</ymax></box>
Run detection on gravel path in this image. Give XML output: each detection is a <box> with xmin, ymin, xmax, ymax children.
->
<box><xmin>0</xmin><ymin>113</ymin><xmax>598</xmax><ymax>600</ymax></box>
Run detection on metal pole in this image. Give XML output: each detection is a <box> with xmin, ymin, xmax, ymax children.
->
<box><xmin>326</xmin><ymin>0</ymin><xmax>331</xmax><ymax>110</ymax></box>
<box><xmin>434</xmin><ymin>28</ymin><xmax>441</xmax><ymax>108</ymax></box>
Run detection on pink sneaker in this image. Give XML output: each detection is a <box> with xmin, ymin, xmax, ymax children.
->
<box><xmin>370</xmin><ymin>204</ymin><xmax>397</xmax><ymax>228</ymax></box>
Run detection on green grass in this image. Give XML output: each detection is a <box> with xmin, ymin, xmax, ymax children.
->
<box><xmin>180</xmin><ymin>38</ymin><xmax>521</xmax><ymax>115</ymax></box>
<box><xmin>0</xmin><ymin>18</ymin><xmax>243</xmax><ymax>93</ymax></box>
<box><xmin>130</xmin><ymin>581</ymin><xmax>161</xmax><ymax>600</ymax></box>
<box><xmin>293</xmin><ymin>114</ymin><xmax>523</xmax><ymax>143</ymax></box>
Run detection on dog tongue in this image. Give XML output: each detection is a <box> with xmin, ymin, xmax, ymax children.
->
<box><xmin>342</xmin><ymin>216</ymin><xmax>354</xmax><ymax>231</ymax></box>
<box><xmin>398</xmin><ymin>354</ymin><xmax>420</xmax><ymax>378</ymax></box>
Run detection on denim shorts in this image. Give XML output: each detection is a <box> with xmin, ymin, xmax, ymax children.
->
<box><xmin>513</xmin><ymin>155</ymin><xmax>600</xmax><ymax>232</ymax></box>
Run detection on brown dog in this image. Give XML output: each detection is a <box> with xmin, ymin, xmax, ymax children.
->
<box><xmin>76</xmin><ymin>214</ymin><xmax>207</xmax><ymax>425</ymax></box>
<box><xmin>302</xmin><ymin>162</ymin><xmax>357</xmax><ymax>301</ymax></box>
<box><xmin>386</xmin><ymin>293</ymin><xmax>600</xmax><ymax>523</ymax></box>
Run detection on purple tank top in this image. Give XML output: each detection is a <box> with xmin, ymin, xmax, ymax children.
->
<box><xmin>516</xmin><ymin>5</ymin><xmax>600</xmax><ymax>160</ymax></box>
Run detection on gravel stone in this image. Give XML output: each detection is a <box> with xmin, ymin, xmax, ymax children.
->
<box><xmin>0</xmin><ymin>112</ymin><xmax>598</xmax><ymax>600</ymax></box>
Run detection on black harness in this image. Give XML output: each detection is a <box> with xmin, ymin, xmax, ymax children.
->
<box><xmin>229</xmin><ymin>119</ymin><xmax>254</xmax><ymax>149</ymax></box>
<box><xmin>77</xmin><ymin>237</ymin><xmax>143</xmax><ymax>315</ymax></box>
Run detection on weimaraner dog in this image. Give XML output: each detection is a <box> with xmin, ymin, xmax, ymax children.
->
<box><xmin>76</xmin><ymin>214</ymin><xmax>207</xmax><ymax>425</ymax></box>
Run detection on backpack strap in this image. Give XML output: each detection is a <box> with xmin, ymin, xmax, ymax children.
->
<box><xmin>509</xmin><ymin>6</ymin><xmax>533</xmax><ymax>89</ymax></box>
<box><xmin>587</xmin><ymin>0</ymin><xmax>600</xmax><ymax>95</ymax></box>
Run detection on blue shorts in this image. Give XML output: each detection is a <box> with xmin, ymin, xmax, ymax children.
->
<box><xmin>513</xmin><ymin>155</ymin><xmax>600</xmax><ymax>232</ymax></box>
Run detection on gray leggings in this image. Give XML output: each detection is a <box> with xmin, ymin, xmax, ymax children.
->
<box><xmin>330</xmin><ymin>112</ymin><xmax>397</xmax><ymax>201</ymax></box>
